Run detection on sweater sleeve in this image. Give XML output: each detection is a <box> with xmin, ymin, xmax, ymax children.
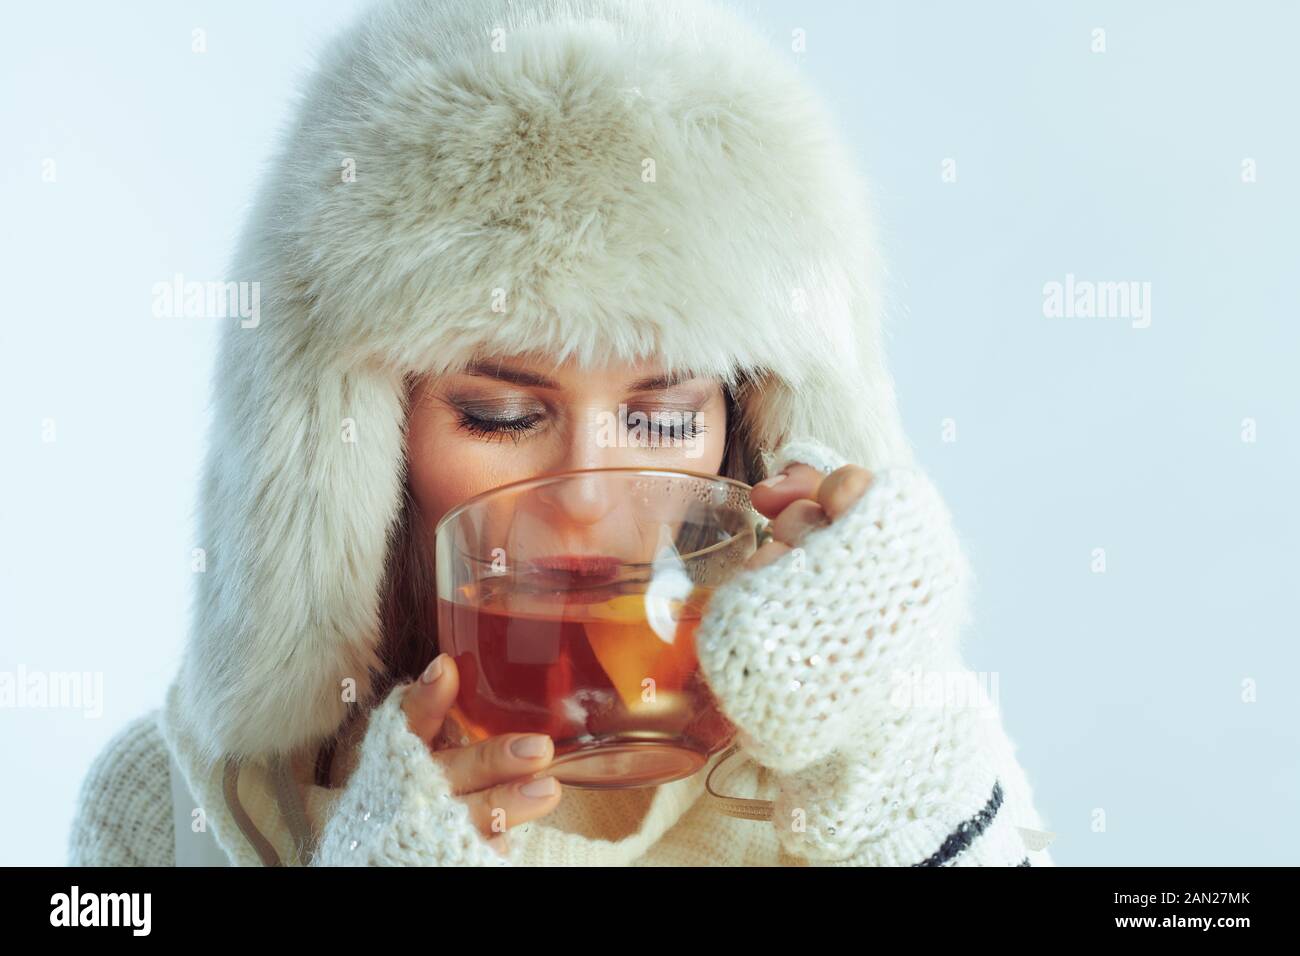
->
<box><xmin>309</xmin><ymin>681</ymin><xmax>519</xmax><ymax>867</ymax></box>
<box><xmin>67</xmin><ymin>712</ymin><xmax>176</xmax><ymax>867</ymax></box>
<box><xmin>693</xmin><ymin>435</ymin><xmax>1053</xmax><ymax>866</ymax></box>
<box><xmin>763</xmin><ymin>692</ymin><xmax>1054</xmax><ymax>866</ymax></box>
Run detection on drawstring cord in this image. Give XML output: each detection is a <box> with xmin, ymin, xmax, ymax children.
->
<box><xmin>222</xmin><ymin>754</ymin><xmax>319</xmax><ymax>866</ymax></box>
<box><xmin>222</xmin><ymin>757</ymin><xmax>283</xmax><ymax>866</ymax></box>
<box><xmin>270</xmin><ymin>752</ymin><xmax>318</xmax><ymax>865</ymax></box>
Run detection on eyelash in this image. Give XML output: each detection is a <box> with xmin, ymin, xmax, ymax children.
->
<box><xmin>454</xmin><ymin>411</ymin><xmax>709</xmax><ymax>443</ymax></box>
<box><xmin>455</xmin><ymin>412</ymin><xmax>544</xmax><ymax>442</ymax></box>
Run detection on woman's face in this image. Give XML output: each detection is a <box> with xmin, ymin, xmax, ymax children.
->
<box><xmin>406</xmin><ymin>353</ymin><xmax>728</xmax><ymax>536</ymax></box>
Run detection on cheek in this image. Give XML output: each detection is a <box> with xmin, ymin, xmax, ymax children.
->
<box><xmin>405</xmin><ymin>408</ymin><xmax>528</xmax><ymax>527</ymax></box>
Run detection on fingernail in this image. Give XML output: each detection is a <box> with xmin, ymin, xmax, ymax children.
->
<box><xmin>520</xmin><ymin>776</ymin><xmax>558</xmax><ymax>799</ymax></box>
<box><xmin>756</xmin><ymin>472</ymin><xmax>788</xmax><ymax>488</ymax></box>
<box><xmin>420</xmin><ymin>654</ymin><xmax>445</xmax><ymax>684</ymax></box>
<box><xmin>511</xmin><ymin>734</ymin><xmax>550</xmax><ymax>759</ymax></box>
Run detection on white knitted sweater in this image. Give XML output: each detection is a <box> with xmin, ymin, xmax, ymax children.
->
<box><xmin>68</xmin><ymin>437</ymin><xmax>1056</xmax><ymax>867</ymax></box>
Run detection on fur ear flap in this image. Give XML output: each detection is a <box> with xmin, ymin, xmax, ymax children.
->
<box><xmin>179</xmin><ymin>354</ymin><xmax>408</xmax><ymax>764</ymax></box>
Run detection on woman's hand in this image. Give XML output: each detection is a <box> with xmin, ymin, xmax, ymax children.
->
<box><xmin>398</xmin><ymin>653</ymin><xmax>563</xmax><ymax>857</ymax></box>
<box><xmin>691</xmin><ymin>435</ymin><xmax>971</xmax><ymax>776</ymax></box>
<box><xmin>311</xmin><ymin>652</ymin><xmax>563</xmax><ymax>866</ymax></box>
<box><xmin>746</xmin><ymin>461</ymin><xmax>874</xmax><ymax>569</ymax></box>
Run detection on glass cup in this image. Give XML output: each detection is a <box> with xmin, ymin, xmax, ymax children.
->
<box><xmin>433</xmin><ymin>466</ymin><xmax>763</xmax><ymax>788</ymax></box>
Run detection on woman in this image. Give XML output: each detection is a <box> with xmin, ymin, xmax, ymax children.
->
<box><xmin>68</xmin><ymin>0</ymin><xmax>1055</xmax><ymax>866</ymax></box>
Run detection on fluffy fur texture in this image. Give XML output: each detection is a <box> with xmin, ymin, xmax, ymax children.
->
<box><xmin>176</xmin><ymin>0</ymin><xmax>915</xmax><ymax>765</ymax></box>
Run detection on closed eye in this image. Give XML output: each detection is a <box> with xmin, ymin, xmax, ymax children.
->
<box><xmin>454</xmin><ymin>411</ymin><xmax>543</xmax><ymax>441</ymax></box>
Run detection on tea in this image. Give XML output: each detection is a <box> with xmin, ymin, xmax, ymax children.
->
<box><xmin>435</xmin><ymin>577</ymin><xmax>735</xmax><ymax>776</ymax></box>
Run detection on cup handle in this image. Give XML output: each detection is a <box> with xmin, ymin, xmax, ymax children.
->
<box><xmin>705</xmin><ymin>743</ymin><xmax>775</xmax><ymax>821</ymax></box>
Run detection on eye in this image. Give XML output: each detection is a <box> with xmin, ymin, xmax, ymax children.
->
<box><xmin>628</xmin><ymin>408</ymin><xmax>709</xmax><ymax>445</ymax></box>
<box><xmin>455</xmin><ymin>411</ymin><xmax>544</xmax><ymax>442</ymax></box>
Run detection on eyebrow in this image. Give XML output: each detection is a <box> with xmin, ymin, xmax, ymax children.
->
<box><xmin>462</xmin><ymin>361</ymin><xmax>697</xmax><ymax>392</ymax></box>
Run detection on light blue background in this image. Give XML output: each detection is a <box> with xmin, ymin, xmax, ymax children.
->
<box><xmin>2</xmin><ymin>1</ymin><xmax>1296</xmax><ymax>865</ymax></box>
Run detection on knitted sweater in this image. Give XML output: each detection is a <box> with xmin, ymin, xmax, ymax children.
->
<box><xmin>67</xmin><ymin>437</ymin><xmax>1056</xmax><ymax>867</ymax></box>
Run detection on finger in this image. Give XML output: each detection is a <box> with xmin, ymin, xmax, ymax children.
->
<box><xmin>768</xmin><ymin>498</ymin><xmax>829</xmax><ymax>548</ymax></box>
<box><xmin>401</xmin><ymin>653</ymin><xmax>459</xmax><ymax>746</ymax></box>
<box><xmin>749</xmin><ymin>463</ymin><xmax>825</xmax><ymax>518</ymax></box>
<box><xmin>463</xmin><ymin>773</ymin><xmax>563</xmax><ymax>837</ymax></box>
<box><xmin>744</xmin><ymin>538</ymin><xmax>792</xmax><ymax>571</ymax></box>
<box><xmin>434</xmin><ymin>730</ymin><xmax>556</xmax><ymax>796</ymax></box>
<box><xmin>486</xmin><ymin>832</ymin><xmax>510</xmax><ymax>859</ymax></box>
<box><xmin>817</xmin><ymin>465</ymin><xmax>874</xmax><ymax>521</ymax></box>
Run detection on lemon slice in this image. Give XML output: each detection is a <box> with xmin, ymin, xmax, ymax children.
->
<box><xmin>583</xmin><ymin>594</ymin><xmax>685</xmax><ymax>711</ymax></box>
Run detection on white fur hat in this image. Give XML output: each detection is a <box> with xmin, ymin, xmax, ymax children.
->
<box><xmin>175</xmin><ymin>0</ymin><xmax>914</xmax><ymax>765</ymax></box>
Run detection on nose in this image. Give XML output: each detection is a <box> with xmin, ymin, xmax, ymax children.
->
<box><xmin>542</xmin><ymin>472</ymin><xmax>612</xmax><ymax>526</ymax></box>
<box><xmin>534</xmin><ymin>407</ymin><xmax>625</xmax><ymax>526</ymax></box>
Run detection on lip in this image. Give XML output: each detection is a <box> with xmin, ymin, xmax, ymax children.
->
<box><xmin>528</xmin><ymin>553</ymin><xmax>623</xmax><ymax>585</ymax></box>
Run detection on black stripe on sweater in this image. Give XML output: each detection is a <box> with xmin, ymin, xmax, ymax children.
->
<box><xmin>1016</xmin><ymin>857</ymin><xmax>1031</xmax><ymax>866</ymax></box>
<box><xmin>912</xmin><ymin>780</ymin><xmax>1003</xmax><ymax>867</ymax></box>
